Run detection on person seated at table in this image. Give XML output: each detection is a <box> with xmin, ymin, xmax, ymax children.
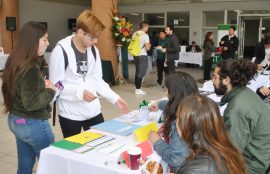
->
<box><xmin>186</xmin><ymin>41</ymin><xmax>202</xmax><ymax>52</ymax></box>
<box><xmin>148</xmin><ymin>72</ymin><xmax>199</xmax><ymax>172</ymax></box>
<box><xmin>143</xmin><ymin>95</ymin><xmax>247</xmax><ymax>174</ymax></box>
<box><xmin>212</xmin><ymin>59</ymin><xmax>270</xmax><ymax>173</ymax></box>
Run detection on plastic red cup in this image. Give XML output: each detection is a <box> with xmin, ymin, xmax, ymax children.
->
<box><xmin>128</xmin><ymin>147</ymin><xmax>142</xmax><ymax>170</ymax></box>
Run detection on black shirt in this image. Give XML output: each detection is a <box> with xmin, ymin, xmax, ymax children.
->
<box><xmin>71</xmin><ymin>40</ymin><xmax>88</xmax><ymax>75</ymax></box>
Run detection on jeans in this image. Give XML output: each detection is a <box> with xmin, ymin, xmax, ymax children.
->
<box><xmin>59</xmin><ymin>113</ymin><xmax>104</xmax><ymax>138</ymax></box>
<box><xmin>8</xmin><ymin>114</ymin><xmax>54</xmax><ymax>174</ymax></box>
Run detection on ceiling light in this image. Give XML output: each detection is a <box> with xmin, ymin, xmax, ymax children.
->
<box><xmin>130</xmin><ymin>13</ymin><xmax>140</xmax><ymax>16</ymax></box>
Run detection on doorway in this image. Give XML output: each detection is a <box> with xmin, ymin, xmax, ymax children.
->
<box><xmin>238</xmin><ymin>14</ymin><xmax>270</xmax><ymax>59</ymax></box>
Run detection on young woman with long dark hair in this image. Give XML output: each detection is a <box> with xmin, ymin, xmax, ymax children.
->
<box><xmin>203</xmin><ymin>32</ymin><xmax>215</xmax><ymax>81</ymax></box>
<box><xmin>2</xmin><ymin>21</ymin><xmax>56</xmax><ymax>174</ymax></box>
<box><xmin>148</xmin><ymin>72</ymin><xmax>199</xmax><ymax>171</ymax></box>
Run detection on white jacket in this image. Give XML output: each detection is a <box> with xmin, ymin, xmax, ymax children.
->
<box><xmin>48</xmin><ymin>35</ymin><xmax>120</xmax><ymax>121</ymax></box>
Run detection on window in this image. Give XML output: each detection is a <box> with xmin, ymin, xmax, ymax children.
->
<box><xmin>167</xmin><ymin>12</ymin><xmax>189</xmax><ymax>27</ymax></box>
<box><xmin>122</xmin><ymin>13</ymin><xmax>143</xmax><ymax>30</ymax></box>
<box><xmin>202</xmin><ymin>11</ymin><xmax>224</xmax><ymax>27</ymax></box>
<box><xmin>227</xmin><ymin>11</ymin><xmax>237</xmax><ymax>25</ymax></box>
<box><xmin>144</xmin><ymin>13</ymin><xmax>165</xmax><ymax>26</ymax></box>
<box><xmin>174</xmin><ymin>28</ymin><xmax>189</xmax><ymax>46</ymax></box>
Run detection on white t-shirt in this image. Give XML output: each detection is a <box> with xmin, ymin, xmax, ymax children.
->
<box><xmin>134</xmin><ymin>30</ymin><xmax>150</xmax><ymax>56</ymax></box>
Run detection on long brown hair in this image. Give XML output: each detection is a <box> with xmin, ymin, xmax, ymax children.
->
<box><xmin>176</xmin><ymin>95</ymin><xmax>247</xmax><ymax>174</ymax></box>
<box><xmin>2</xmin><ymin>21</ymin><xmax>47</xmax><ymax>113</ymax></box>
<box><xmin>163</xmin><ymin>72</ymin><xmax>199</xmax><ymax>142</ymax></box>
<box><xmin>203</xmin><ymin>32</ymin><xmax>214</xmax><ymax>48</ymax></box>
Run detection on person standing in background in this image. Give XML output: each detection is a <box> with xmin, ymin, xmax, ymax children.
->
<box><xmin>156</xmin><ymin>30</ymin><xmax>169</xmax><ymax>87</ymax></box>
<box><xmin>219</xmin><ymin>26</ymin><xmax>239</xmax><ymax>60</ymax></box>
<box><xmin>157</xmin><ymin>25</ymin><xmax>179</xmax><ymax>75</ymax></box>
<box><xmin>132</xmin><ymin>21</ymin><xmax>151</xmax><ymax>95</ymax></box>
<box><xmin>2</xmin><ymin>21</ymin><xmax>56</xmax><ymax>174</ymax></box>
<box><xmin>203</xmin><ymin>32</ymin><xmax>215</xmax><ymax>81</ymax></box>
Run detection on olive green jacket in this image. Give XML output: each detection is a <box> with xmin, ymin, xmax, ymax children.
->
<box><xmin>10</xmin><ymin>60</ymin><xmax>55</xmax><ymax>119</ymax></box>
<box><xmin>220</xmin><ymin>87</ymin><xmax>270</xmax><ymax>174</ymax></box>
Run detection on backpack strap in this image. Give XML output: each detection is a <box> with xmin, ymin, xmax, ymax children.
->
<box><xmin>58</xmin><ymin>44</ymin><xmax>69</xmax><ymax>70</ymax></box>
<box><xmin>52</xmin><ymin>44</ymin><xmax>68</xmax><ymax>126</ymax></box>
<box><xmin>91</xmin><ymin>45</ymin><xmax>97</xmax><ymax>60</ymax></box>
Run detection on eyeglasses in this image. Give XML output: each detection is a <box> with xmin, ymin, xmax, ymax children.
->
<box><xmin>83</xmin><ymin>32</ymin><xmax>97</xmax><ymax>41</ymax></box>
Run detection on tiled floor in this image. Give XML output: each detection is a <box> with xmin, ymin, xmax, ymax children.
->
<box><xmin>0</xmin><ymin>63</ymin><xmax>204</xmax><ymax>174</ymax></box>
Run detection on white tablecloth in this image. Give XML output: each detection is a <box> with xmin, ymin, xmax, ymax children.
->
<box><xmin>37</xmin><ymin>115</ymin><xmax>163</xmax><ymax>174</ymax></box>
<box><xmin>175</xmin><ymin>52</ymin><xmax>203</xmax><ymax>67</ymax></box>
<box><xmin>0</xmin><ymin>54</ymin><xmax>9</xmax><ymax>70</ymax></box>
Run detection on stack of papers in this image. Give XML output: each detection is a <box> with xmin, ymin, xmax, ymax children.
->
<box><xmin>91</xmin><ymin>120</ymin><xmax>141</xmax><ymax>136</ymax></box>
<box><xmin>65</xmin><ymin>131</ymin><xmax>104</xmax><ymax>145</ymax></box>
<box><xmin>51</xmin><ymin>131</ymin><xmax>112</xmax><ymax>153</ymax></box>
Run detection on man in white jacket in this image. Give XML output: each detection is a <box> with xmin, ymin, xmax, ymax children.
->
<box><xmin>49</xmin><ymin>10</ymin><xmax>128</xmax><ymax>138</ymax></box>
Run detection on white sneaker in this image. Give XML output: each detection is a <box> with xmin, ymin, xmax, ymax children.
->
<box><xmin>135</xmin><ymin>89</ymin><xmax>146</xmax><ymax>95</ymax></box>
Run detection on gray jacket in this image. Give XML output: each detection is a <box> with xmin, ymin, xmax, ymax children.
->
<box><xmin>203</xmin><ymin>40</ymin><xmax>215</xmax><ymax>60</ymax></box>
<box><xmin>176</xmin><ymin>154</ymin><xmax>219</xmax><ymax>174</ymax></box>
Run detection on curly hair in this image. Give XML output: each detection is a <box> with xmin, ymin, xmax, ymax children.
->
<box><xmin>216</xmin><ymin>59</ymin><xmax>257</xmax><ymax>87</ymax></box>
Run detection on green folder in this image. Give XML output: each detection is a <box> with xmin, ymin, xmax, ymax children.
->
<box><xmin>51</xmin><ymin>140</ymin><xmax>82</xmax><ymax>150</ymax></box>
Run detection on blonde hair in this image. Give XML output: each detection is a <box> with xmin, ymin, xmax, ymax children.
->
<box><xmin>76</xmin><ymin>9</ymin><xmax>105</xmax><ymax>37</ymax></box>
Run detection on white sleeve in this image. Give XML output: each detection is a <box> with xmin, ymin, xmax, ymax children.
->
<box><xmin>93</xmin><ymin>48</ymin><xmax>120</xmax><ymax>104</ymax></box>
<box><xmin>49</xmin><ymin>45</ymin><xmax>84</xmax><ymax>102</ymax></box>
<box><xmin>144</xmin><ymin>34</ymin><xmax>150</xmax><ymax>44</ymax></box>
<box><xmin>247</xmin><ymin>75</ymin><xmax>269</xmax><ymax>92</ymax></box>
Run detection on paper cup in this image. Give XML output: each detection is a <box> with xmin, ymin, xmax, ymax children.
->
<box><xmin>128</xmin><ymin>147</ymin><xmax>142</xmax><ymax>170</ymax></box>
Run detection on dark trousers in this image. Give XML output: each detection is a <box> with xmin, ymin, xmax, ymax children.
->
<box><xmin>134</xmin><ymin>55</ymin><xmax>148</xmax><ymax>89</ymax></box>
<box><xmin>165</xmin><ymin>60</ymin><xmax>175</xmax><ymax>76</ymax></box>
<box><xmin>59</xmin><ymin>113</ymin><xmax>104</xmax><ymax>138</ymax></box>
<box><xmin>121</xmin><ymin>46</ymin><xmax>129</xmax><ymax>79</ymax></box>
<box><xmin>156</xmin><ymin>58</ymin><xmax>165</xmax><ymax>85</ymax></box>
<box><xmin>204</xmin><ymin>58</ymin><xmax>213</xmax><ymax>81</ymax></box>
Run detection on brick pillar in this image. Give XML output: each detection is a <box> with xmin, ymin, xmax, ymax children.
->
<box><xmin>92</xmin><ymin>0</ymin><xmax>118</xmax><ymax>76</ymax></box>
<box><xmin>0</xmin><ymin>0</ymin><xmax>19</xmax><ymax>54</ymax></box>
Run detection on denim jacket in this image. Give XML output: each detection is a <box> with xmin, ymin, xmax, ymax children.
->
<box><xmin>154</xmin><ymin>121</ymin><xmax>189</xmax><ymax>172</ymax></box>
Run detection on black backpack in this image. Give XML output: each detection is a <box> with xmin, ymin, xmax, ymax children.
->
<box><xmin>52</xmin><ymin>45</ymin><xmax>96</xmax><ymax>126</ymax></box>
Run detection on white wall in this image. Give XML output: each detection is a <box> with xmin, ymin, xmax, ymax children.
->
<box><xmin>19</xmin><ymin>0</ymin><xmax>89</xmax><ymax>50</ymax></box>
<box><xmin>120</xmin><ymin>1</ymin><xmax>270</xmax><ymax>46</ymax></box>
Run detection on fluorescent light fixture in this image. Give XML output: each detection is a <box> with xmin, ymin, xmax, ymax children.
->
<box><xmin>234</xmin><ymin>10</ymin><xmax>243</xmax><ymax>13</ymax></box>
<box><xmin>179</xmin><ymin>19</ymin><xmax>185</xmax><ymax>22</ymax></box>
<box><xmin>157</xmin><ymin>16</ymin><xmax>165</xmax><ymax>19</ymax></box>
<box><xmin>130</xmin><ymin>13</ymin><xmax>140</xmax><ymax>16</ymax></box>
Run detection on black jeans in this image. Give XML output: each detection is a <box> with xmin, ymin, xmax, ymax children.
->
<box><xmin>165</xmin><ymin>60</ymin><xmax>175</xmax><ymax>76</ymax></box>
<box><xmin>156</xmin><ymin>58</ymin><xmax>165</xmax><ymax>85</ymax></box>
<box><xmin>59</xmin><ymin>113</ymin><xmax>104</xmax><ymax>138</ymax></box>
<box><xmin>204</xmin><ymin>58</ymin><xmax>213</xmax><ymax>81</ymax></box>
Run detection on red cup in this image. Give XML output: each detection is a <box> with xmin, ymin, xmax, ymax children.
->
<box><xmin>128</xmin><ymin>147</ymin><xmax>142</xmax><ymax>170</ymax></box>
